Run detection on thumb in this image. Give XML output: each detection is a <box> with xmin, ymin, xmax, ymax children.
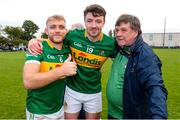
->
<box><xmin>65</xmin><ymin>54</ymin><xmax>71</xmax><ymax>62</ymax></box>
<box><xmin>37</xmin><ymin>38</ymin><xmax>43</xmax><ymax>49</ymax></box>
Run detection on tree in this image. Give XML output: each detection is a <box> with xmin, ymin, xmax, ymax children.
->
<box><xmin>22</xmin><ymin>20</ymin><xmax>39</xmax><ymax>40</ymax></box>
<box><xmin>0</xmin><ymin>36</ymin><xmax>9</xmax><ymax>45</ymax></box>
<box><xmin>3</xmin><ymin>26</ymin><xmax>23</xmax><ymax>41</ymax></box>
<box><xmin>0</xmin><ymin>24</ymin><xmax>2</xmax><ymax>36</ymax></box>
<box><xmin>0</xmin><ymin>24</ymin><xmax>5</xmax><ymax>37</ymax></box>
<box><xmin>41</xmin><ymin>32</ymin><xmax>48</xmax><ymax>39</ymax></box>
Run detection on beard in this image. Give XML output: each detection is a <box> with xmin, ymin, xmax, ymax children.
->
<box><xmin>87</xmin><ymin>30</ymin><xmax>101</xmax><ymax>38</ymax></box>
<box><xmin>49</xmin><ymin>35</ymin><xmax>64</xmax><ymax>44</ymax></box>
<box><xmin>51</xmin><ymin>39</ymin><xmax>63</xmax><ymax>44</ymax></box>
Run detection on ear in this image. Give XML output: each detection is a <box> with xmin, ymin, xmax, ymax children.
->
<box><xmin>63</xmin><ymin>28</ymin><xmax>68</xmax><ymax>37</ymax></box>
<box><xmin>133</xmin><ymin>31</ymin><xmax>138</xmax><ymax>38</ymax></box>
<box><xmin>102</xmin><ymin>20</ymin><xmax>105</xmax><ymax>27</ymax></box>
<box><xmin>66</xmin><ymin>29</ymin><xmax>69</xmax><ymax>33</ymax></box>
<box><xmin>45</xmin><ymin>28</ymin><xmax>48</xmax><ymax>35</ymax></box>
<box><xmin>65</xmin><ymin>28</ymin><xmax>68</xmax><ymax>34</ymax></box>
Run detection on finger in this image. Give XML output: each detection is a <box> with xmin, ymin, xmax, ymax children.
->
<box><xmin>34</xmin><ymin>41</ymin><xmax>42</xmax><ymax>50</ymax></box>
<box><xmin>74</xmin><ymin>64</ymin><xmax>77</xmax><ymax>69</ymax></box>
<box><xmin>28</xmin><ymin>45</ymin><xmax>38</xmax><ymax>55</ymax></box>
<box><xmin>71</xmin><ymin>62</ymin><xmax>77</xmax><ymax>70</ymax></box>
<box><xmin>30</xmin><ymin>49</ymin><xmax>40</xmax><ymax>55</ymax></box>
<box><xmin>37</xmin><ymin>38</ymin><xmax>43</xmax><ymax>49</ymax></box>
<box><xmin>28</xmin><ymin>40</ymin><xmax>42</xmax><ymax>54</ymax></box>
<box><xmin>37</xmin><ymin>38</ymin><xmax>43</xmax><ymax>42</ymax></box>
<box><xmin>72</xmin><ymin>70</ymin><xmax>77</xmax><ymax>75</ymax></box>
<box><xmin>31</xmin><ymin>45</ymin><xmax>42</xmax><ymax>55</ymax></box>
<box><xmin>72</xmin><ymin>61</ymin><xmax>77</xmax><ymax>65</ymax></box>
<box><xmin>74</xmin><ymin>66</ymin><xmax>77</xmax><ymax>71</ymax></box>
<box><xmin>28</xmin><ymin>48</ymin><xmax>34</xmax><ymax>55</ymax></box>
<box><xmin>75</xmin><ymin>69</ymin><xmax>77</xmax><ymax>74</ymax></box>
<box><xmin>65</xmin><ymin>54</ymin><xmax>72</xmax><ymax>62</ymax></box>
<box><xmin>39</xmin><ymin>42</ymin><xmax>43</xmax><ymax>49</ymax></box>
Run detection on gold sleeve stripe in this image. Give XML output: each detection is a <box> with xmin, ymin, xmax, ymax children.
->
<box><xmin>40</xmin><ymin>61</ymin><xmax>63</xmax><ymax>72</ymax></box>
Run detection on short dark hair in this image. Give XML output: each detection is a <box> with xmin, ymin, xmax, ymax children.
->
<box><xmin>84</xmin><ymin>4</ymin><xmax>106</xmax><ymax>21</ymax></box>
<box><xmin>115</xmin><ymin>14</ymin><xmax>142</xmax><ymax>35</ymax></box>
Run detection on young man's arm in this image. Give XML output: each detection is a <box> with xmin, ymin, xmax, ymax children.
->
<box><xmin>28</xmin><ymin>30</ymin><xmax>71</xmax><ymax>55</ymax></box>
<box><xmin>23</xmin><ymin>60</ymin><xmax>77</xmax><ymax>90</ymax></box>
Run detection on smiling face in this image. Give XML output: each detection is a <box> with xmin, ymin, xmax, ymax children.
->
<box><xmin>115</xmin><ymin>22</ymin><xmax>138</xmax><ymax>47</ymax></box>
<box><xmin>84</xmin><ymin>12</ymin><xmax>105</xmax><ymax>40</ymax></box>
<box><xmin>45</xmin><ymin>17</ymin><xmax>67</xmax><ymax>44</ymax></box>
<box><xmin>114</xmin><ymin>14</ymin><xmax>141</xmax><ymax>47</ymax></box>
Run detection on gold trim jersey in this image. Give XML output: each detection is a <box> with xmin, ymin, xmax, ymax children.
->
<box><xmin>65</xmin><ymin>29</ymin><xmax>117</xmax><ymax>93</ymax></box>
<box><xmin>25</xmin><ymin>40</ymin><xmax>70</xmax><ymax>114</ymax></box>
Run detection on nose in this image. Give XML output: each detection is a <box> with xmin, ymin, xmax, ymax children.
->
<box><xmin>55</xmin><ymin>27</ymin><xmax>60</xmax><ymax>32</ymax></box>
<box><xmin>115</xmin><ymin>31</ymin><xmax>121</xmax><ymax>37</ymax></box>
<box><xmin>91</xmin><ymin>22</ymin><xmax>97</xmax><ymax>28</ymax></box>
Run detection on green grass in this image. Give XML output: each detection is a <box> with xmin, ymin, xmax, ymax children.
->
<box><xmin>0</xmin><ymin>51</ymin><xmax>26</xmax><ymax>119</ymax></box>
<box><xmin>0</xmin><ymin>49</ymin><xmax>179</xmax><ymax>118</ymax></box>
<box><xmin>153</xmin><ymin>48</ymin><xmax>180</xmax><ymax>117</ymax></box>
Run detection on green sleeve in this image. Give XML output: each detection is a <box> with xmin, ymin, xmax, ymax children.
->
<box><xmin>64</xmin><ymin>30</ymin><xmax>74</xmax><ymax>45</ymax></box>
<box><xmin>25</xmin><ymin>51</ymin><xmax>42</xmax><ymax>62</ymax></box>
<box><xmin>111</xmin><ymin>39</ymin><xmax>118</xmax><ymax>58</ymax></box>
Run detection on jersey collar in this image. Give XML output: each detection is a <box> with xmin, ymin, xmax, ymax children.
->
<box><xmin>84</xmin><ymin>30</ymin><xmax>103</xmax><ymax>42</ymax></box>
<box><xmin>46</xmin><ymin>39</ymin><xmax>55</xmax><ymax>48</ymax></box>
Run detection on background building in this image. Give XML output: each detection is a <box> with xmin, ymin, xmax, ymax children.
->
<box><xmin>142</xmin><ymin>32</ymin><xmax>180</xmax><ymax>48</ymax></box>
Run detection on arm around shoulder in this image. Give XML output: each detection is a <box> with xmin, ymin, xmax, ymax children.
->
<box><xmin>28</xmin><ymin>38</ymin><xmax>44</xmax><ymax>55</ymax></box>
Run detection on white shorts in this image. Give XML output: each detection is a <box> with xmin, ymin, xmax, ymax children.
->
<box><xmin>64</xmin><ymin>86</ymin><xmax>102</xmax><ymax>113</ymax></box>
<box><xmin>26</xmin><ymin>107</ymin><xmax>64</xmax><ymax>120</ymax></box>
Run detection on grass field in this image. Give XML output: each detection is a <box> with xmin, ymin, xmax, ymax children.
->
<box><xmin>0</xmin><ymin>49</ymin><xmax>179</xmax><ymax>119</ymax></box>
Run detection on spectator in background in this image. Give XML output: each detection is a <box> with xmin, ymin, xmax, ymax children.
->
<box><xmin>71</xmin><ymin>23</ymin><xmax>84</xmax><ymax>30</ymax></box>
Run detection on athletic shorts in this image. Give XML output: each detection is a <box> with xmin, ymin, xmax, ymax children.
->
<box><xmin>26</xmin><ymin>106</ymin><xmax>64</xmax><ymax>120</ymax></box>
<box><xmin>64</xmin><ymin>86</ymin><xmax>102</xmax><ymax>113</ymax></box>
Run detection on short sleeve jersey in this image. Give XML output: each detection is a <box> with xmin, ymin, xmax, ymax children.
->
<box><xmin>65</xmin><ymin>29</ymin><xmax>117</xmax><ymax>93</ymax></box>
<box><xmin>106</xmin><ymin>53</ymin><xmax>128</xmax><ymax>118</ymax></box>
<box><xmin>25</xmin><ymin>40</ymin><xmax>70</xmax><ymax>114</ymax></box>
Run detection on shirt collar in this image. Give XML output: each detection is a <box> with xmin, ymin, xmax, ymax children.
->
<box><xmin>46</xmin><ymin>39</ymin><xmax>55</xmax><ymax>48</ymax></box>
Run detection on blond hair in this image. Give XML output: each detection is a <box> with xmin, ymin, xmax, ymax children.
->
<box><xmin>46</xmin><ymin>15</ymin><xmax>66</xmax><ymax>26</ymax></box>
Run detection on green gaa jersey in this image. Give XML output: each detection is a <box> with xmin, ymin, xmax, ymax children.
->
<box><xmin>25</xmin><ymin>40</ymin><xmax>70</xmax><ymax>114</ymax></box>
<box><xmin>65</xmin><ymin>29</ymin><xmax>117</xmax><ymax>93</ymax></box>
<box><xmin>106</xmin><ymin>53</ymin><xmax>128</xmax><ymax>118</ymax></box>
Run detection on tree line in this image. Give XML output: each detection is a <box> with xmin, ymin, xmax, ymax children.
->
<box><xmin>0</xmin><ymin>20</ymin><xmax>39</xmax><ymax>46</ymax></box>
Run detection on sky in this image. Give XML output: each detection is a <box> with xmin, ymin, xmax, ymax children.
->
<box><xmin>0</xmin><ymin>0</ymin><xmax>180</xmax><ymax>36</ymax></box>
